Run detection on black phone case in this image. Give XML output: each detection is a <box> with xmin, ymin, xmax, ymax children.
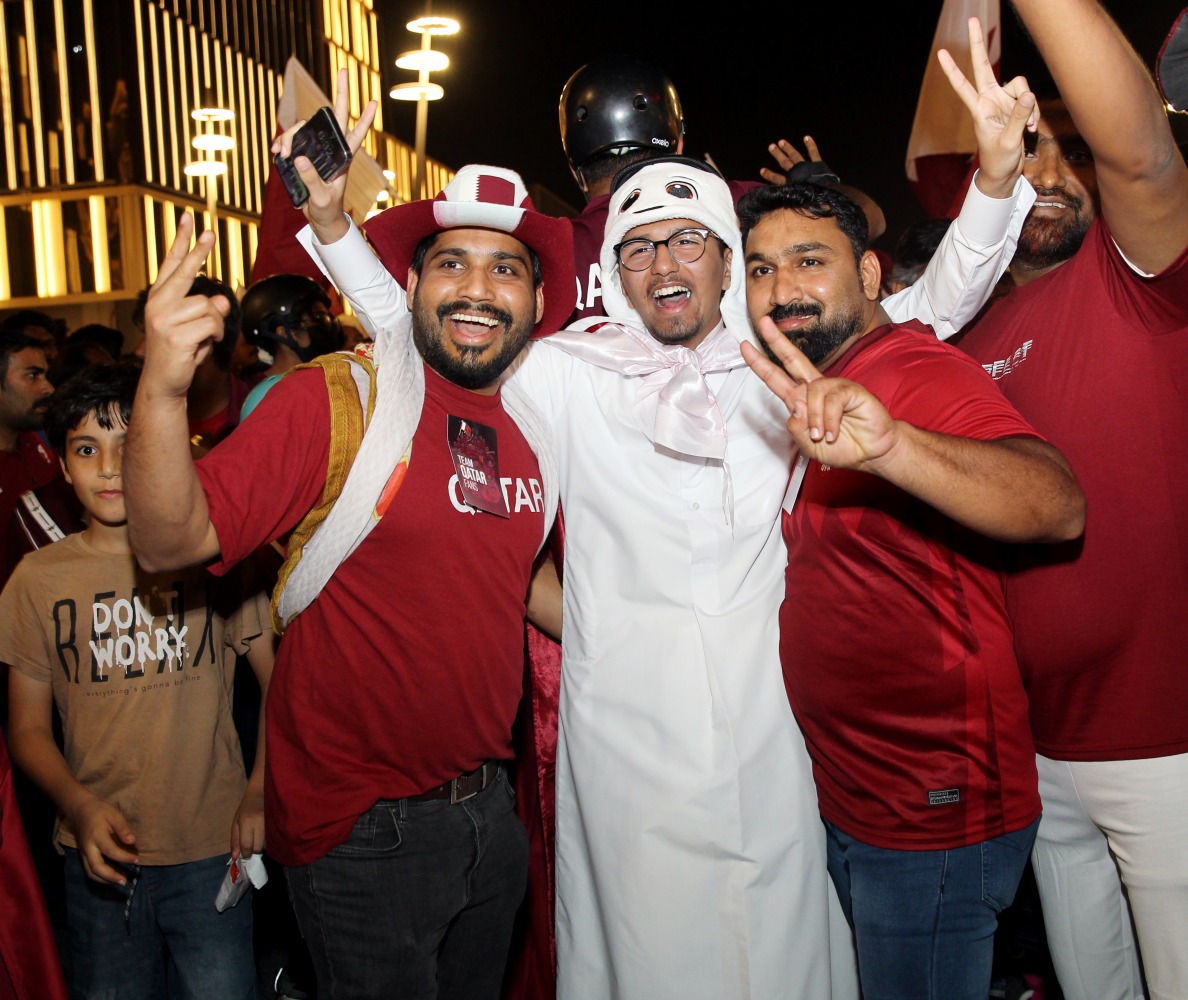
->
<box><xmin>273</xmin><ymin>107</ymin><xmax>352</xmax><ymax>208</ymax></box>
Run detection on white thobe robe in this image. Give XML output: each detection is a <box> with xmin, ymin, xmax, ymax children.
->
<box><xmin>511</xmin><ymin>334</ymin><xmax>844</xmax><ymax>999</ymax></box>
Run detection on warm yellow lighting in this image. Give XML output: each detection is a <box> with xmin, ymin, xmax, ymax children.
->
<box><xmin>192</xmin><ymin>133</ymin><xmax>236</xmax><ymax>152</ymax></box>
<box><xmin>184</xmin><ymin>160</ymin><xmax>228</xmax><ymax>177</ymax></box>
<box><xmin>32</xmin><ymin>200</ymin><xmax>66</xmax><ymax>298</ymax></box>
<box><xmin>89</xmin><ymin>196</ymin><xmax>111</xmax><ymax>293</ymax></box>
<box><xmin>144</xmin><ymin>195</ymin><xmax>159</xmax><ymax>284</ymax></box>
<box><xmin>395</xmin><ymin>49</ymin><xmax>448</xmax><ymax>72</ymax></box>
<box><xmin>383</xmin><ymin>168</ymin><xmax>395</xmax><ymax>180</ymax></box>
<box><xmin>390</xmin><ymin>82</ymin><xmax>444</xmax><ymax>101</ymax></box>
<box><xmin>0</xmin><ymin>210</ymin><xmax>9</xmax><ymax>300</ymax></box>
<box><xmin>407</xmin><ymin>16</ymin><xmax>459</xmax><ymax>34</ymax></box>
<box><xmin>375</xmin><ymin>189</ymin><xmax>390</xmax><ymax>202</ymax></box>
<box><xmin>192</xmin><ymin>106</ymin><xmax>234</xmax><ymax>122</ymax></box>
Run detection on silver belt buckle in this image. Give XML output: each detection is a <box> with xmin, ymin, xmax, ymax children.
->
<box><xmin>449</xmin><ymin>763</ymin><xmax>488</xmax><ymax>804</ymax></box>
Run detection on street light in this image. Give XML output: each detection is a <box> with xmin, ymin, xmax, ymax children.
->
<box><xmin>389</xmin><ymin>12</ymin><xmax>458</xmax><ymax>201</ymax></box>
<box><xmin>186</xmin><ymin>92</ymin><xmax>235</xmax><ymax>244</ymax></box>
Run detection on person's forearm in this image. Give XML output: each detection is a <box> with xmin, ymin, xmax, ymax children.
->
<box><xmin>526</xmin><ymin>557</ymin><xmax>563</xmax><ymax>641</ymax></box>
<box><xmin>868</xmin><ymin>430</ymin><xmax>1085</xmax><ymax>543</ymax></box>
<box><xmin>8</xmin><ymin>722</ymin><xmax>97</xmax><ymax>821</ymax></box>
<box><xmin>246</xmin><ymin>638</ymin><xmax>272</xmax><ymax>787</ymax></box>
<box><xmin>124</xmin><ymin>387</ymin><xmax>219</xmax><ymax>571</ymax></box>
<box><xmin>1012</xmin><ymin>0</ymin><xmax>1167</xmax><ymax>175</ymax></box>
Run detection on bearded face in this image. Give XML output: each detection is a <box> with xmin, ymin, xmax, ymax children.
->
<box><xmin>1017</xmin><ymin>104</ymin><xmax>1099</xmax><ymax>271</ymax></box>
<box><xmin>411</xmin><ymin>295</ymin><xmax>535</xmax><ymax>391</ymax></box>
<box><xmin>1016</xmin><ymin>185</ymin><xmax>1094</xmax><ymax>270</ymax></box>
<box><xmin>761</xmin><ymin>302</ymin><xmax>865</xmax><ymax>368</ymax></box>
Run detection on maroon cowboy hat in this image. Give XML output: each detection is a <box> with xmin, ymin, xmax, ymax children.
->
<box><xmin>362</xmin><ymin>165</ymin><xmax>576</xmax><ymax>337</ymax></box>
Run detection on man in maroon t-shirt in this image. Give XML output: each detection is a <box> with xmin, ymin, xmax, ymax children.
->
<box><xmin>737</xmin><ymin>181</ymin><xmax>1085</xmax><ymax>1000</ymax></box>
<box><xmin>122</xmin><ymin>83</ymin><xmax>575</xmax><ymax>1000</ymax></box>
<box><xmin>956</xmin><ymin>3</ymin><xmax>1188</xmax><ymax>998</ymax></box>
<box><xmin>0</xmin><ymin>331</ymin><xmax>82</xmax><ymax>591</ymax></box>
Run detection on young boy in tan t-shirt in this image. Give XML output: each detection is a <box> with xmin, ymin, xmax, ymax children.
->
<box><xmin>0</xmin><ymin>363</ymin><xmax>273</xmax><ymax>999</ymax></box>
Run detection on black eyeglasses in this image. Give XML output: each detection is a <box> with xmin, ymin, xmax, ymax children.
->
<box><xmin>613</xmin><ymin>227</ymin><xmax>714</xmax><ymax>271</ymax></box>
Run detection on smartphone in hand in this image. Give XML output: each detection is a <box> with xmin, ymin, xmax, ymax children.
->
<box><xmin>272</xmin><ymin>107</ymin><xmax>352</xmax><ymax>208</ymax></box>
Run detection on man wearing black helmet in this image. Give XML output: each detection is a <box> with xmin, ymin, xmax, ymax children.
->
<box><xmin>238</xmin><ymin>274</ymin><xmax>345</xmax><ymax>417</ymax></box>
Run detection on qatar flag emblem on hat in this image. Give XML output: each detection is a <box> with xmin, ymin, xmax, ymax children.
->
<box><xmin>362</xmin><ymin>164</ymin><xmax>576</xmax><ymax>336</ymax></box>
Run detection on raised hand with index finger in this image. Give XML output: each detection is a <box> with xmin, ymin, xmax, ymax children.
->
<box><xmin>140</xmin><ymin>212</ymin><xmax>231</xmax><ymax>401</ymax></box>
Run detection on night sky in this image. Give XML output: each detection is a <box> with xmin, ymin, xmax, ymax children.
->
<box><xmin>376</xmin><ymin>0</ymin><xmax>1186</xmax><ymax>244</ymax></box>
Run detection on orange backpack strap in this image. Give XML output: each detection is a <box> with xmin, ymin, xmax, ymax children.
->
<box><xmin>269</xmin><ymin>351</ymin><xmax>377</xmax><ymax>634</ymax></box>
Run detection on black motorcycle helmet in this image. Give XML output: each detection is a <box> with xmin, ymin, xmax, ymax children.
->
<box><xmin>240</xmin><ymin>274</ymin><xmax>337</xmax><ymax>362</ymax></box>
<box><xmin>559</xmin><ymin>56</ymin><xmax>685</xmax><ymax>178</ymax></box>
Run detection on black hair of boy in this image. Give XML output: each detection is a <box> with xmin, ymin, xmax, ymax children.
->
<box><xmin>44</xmin><ymin>362</ymin><xmax>141</xmax><ymax>457</ymax></box>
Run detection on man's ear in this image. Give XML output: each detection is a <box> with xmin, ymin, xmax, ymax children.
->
<box><xmin>721</xmin><ymin>246</ymin><xmax>733</xmax><ymax>292</ymax></box>
<box><xmin>859</xmin><ymin>250</ymin><xmax>881</xmax><ymax>302</ymax></box>
<box><xmin>405</xmin><ymin>268</ymin><xmax>419</xmax><ymax>305</ymax></box>
<box><xmin>534</xmin><ymin>284</ymin><xmax>545</xmax><ymax>325</ymax></box>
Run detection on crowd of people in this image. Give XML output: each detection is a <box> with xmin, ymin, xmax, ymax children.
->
<box><xmin>1</xmin><ymin>0</ymin><xmax>1185</xmax><ymax>999</ymax></box>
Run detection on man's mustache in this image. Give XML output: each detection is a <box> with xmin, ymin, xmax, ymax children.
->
<box><xmin>768</xmin><ymin>303</ymin><xmax>822</xmax><ymax>323</ymax></box>
<box><xmin>436</xmin><ymin>301</ymin><xmax>513</xmax><ymax>327</ymax></box>
<box><xmin>1032</xmin><ymin>185</ymin><xmax>1085</xmax><ymax>213</ymax></box>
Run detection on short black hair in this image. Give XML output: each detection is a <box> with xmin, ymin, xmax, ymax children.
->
<box><xmin>0</xmin><ymin>329</ymin><xmax>47</xmax><ymax>382</ymax></box>
<box><xmin>68</xmin><ymin>323</ymin><xmax>125</xmax><ymax>361</ymax></box>
<box><xmin>44</xmin><ymin>362</ymin><xmax>140</xmax><ymax>457</ymax></box>
<box><xmin>890</xmin><ymin>217</ymin><xmax>952</xmax><ymax>288</ymax></box>
<box><xmin>1</xmin><ymin>309</ymin><xmax>57</xmax><ymax>335</ymax></box>
<box><xmin>736</xmin><ymin>183</ymin><xmax>870</xmax><ymax>266</ymax></box>
<box><xmin>410</xmin><ymin>231</ymin><xmax>543</xmax><ymax>287</ymax></box>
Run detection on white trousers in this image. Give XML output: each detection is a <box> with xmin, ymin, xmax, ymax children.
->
<box><xmin>1032</xmin><ymin>752</ymin><xmax>1188</xmax><ymax>1000</ymax></box>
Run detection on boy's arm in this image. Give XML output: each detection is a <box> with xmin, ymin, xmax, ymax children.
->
<box><xmin>230</xmin><ymin>631</ymin><xmax>275</xmax><ymax>860</ymax></box>
<box><xmin>885</xmin><ymin>17</ymin><xmax>1039</xmax><ymax>338</ymax></box>
<box><xmin>7</xmin><ymin>670</ymin><xmax>139</xmax><ymax>884</ymax></box>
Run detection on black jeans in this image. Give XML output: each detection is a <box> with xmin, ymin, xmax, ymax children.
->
<box><xmin>286</xmin><ymin>767</ymin><xmax>528</xmax><ymax>1000</ymax></box>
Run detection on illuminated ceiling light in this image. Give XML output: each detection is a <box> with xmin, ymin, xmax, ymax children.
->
<box><xmin>192</xmin><ymin>105</ymin><xmax>234</xmax><ymax>123</ymax></box>
<box><xmin>191</xmin><ymin>133</ymin><xmax>236</xmax><ymax>152</ymax></box>
<box><xmin>375</xmin><ymin>189</ymin><xmax>390</xmax><ymax>202</ymax></box>
<box><xmin>407</xmin><ymin>16</ymin><xmax>459</xmax><ymax>35</ymax></box>
<box><xmin>389</xmin><ymin>82</ymin><xmax>444</xmax><ymax>101</ymax></box>
<box><xmin>192</xmin><ymin>86</ymin><xmax>234</xmax><ymax>123</ymax></box>
<box><xmin>395</xmin><ymin>49</ymin><xmax>449</xmax><ymax>72</ymax></box>
<box><xmin>383</xmin><ymin>169</ymin><xmax>396</xmax><ymax>181</ymax></box>
<box><xmin>184</xmin><ymin>160</ymin><xmax>229</xmax><ymax>177</ymax></box>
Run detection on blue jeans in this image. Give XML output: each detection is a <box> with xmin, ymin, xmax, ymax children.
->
<box><xmin>62</xmin><ymin>848</ymin><xmax>255</xmax><ymax>1000</ymax></box>
<box><xmin>824</xmin><ymin>817</ymin><xmax>1040</xmax><ymax>1000</ymax></box>
<box><xmin>285</xmin><ymin>766</ymin><xmax>528</xmax><ymax>1000</ymax></box>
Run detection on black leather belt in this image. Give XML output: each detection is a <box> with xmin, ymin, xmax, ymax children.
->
<box><xmin>407</xmin><ymin>761</ymin><xmax>499</xmax><ymax>805</ymax></box>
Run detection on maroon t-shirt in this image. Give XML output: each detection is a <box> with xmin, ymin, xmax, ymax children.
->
<box><xmin>961</xmin><ymin>220</ymin><xmax>1188</xmax><ymax>762</ymax></box>
<box><xmin>197</xmin><ymin>364</ymin><xmax>544</xmax><ymax>865</ymax></box>
<box><xmin>782</xmin><ymin>323</ymin><xmax>1043</xmax><ymax>850</ymax></box>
